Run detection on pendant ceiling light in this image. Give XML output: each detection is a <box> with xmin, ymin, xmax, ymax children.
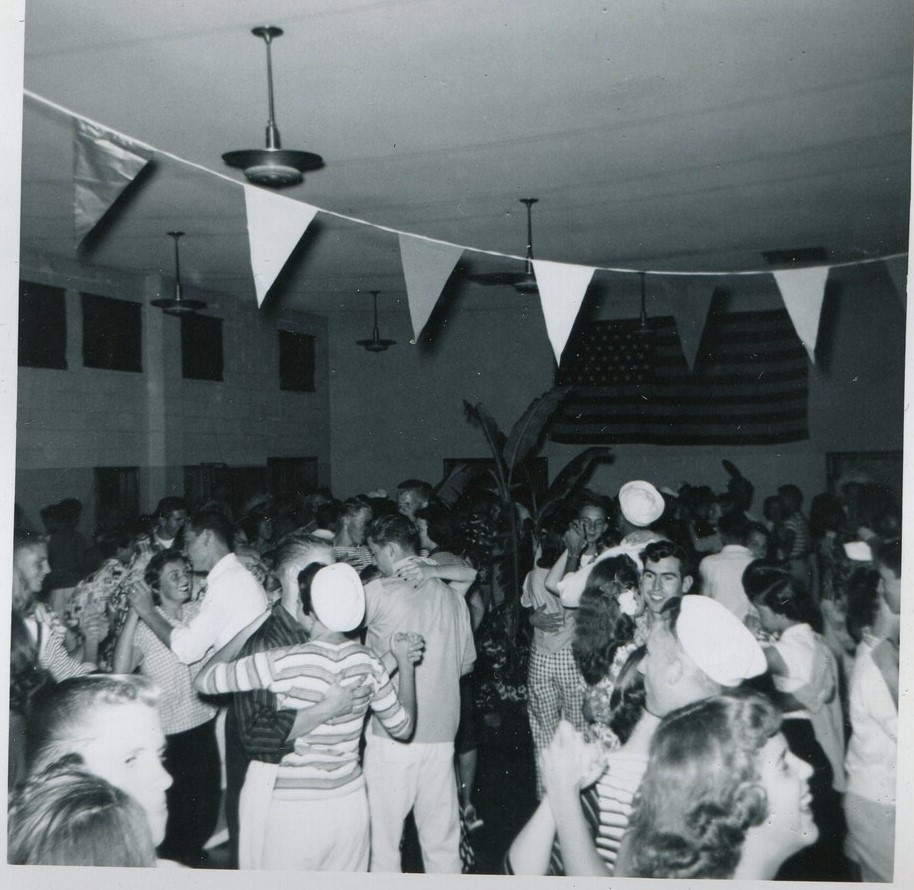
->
<box><xmin>355</xmin><ymin>291</ymin><xmax>396</xmax><ymax>352</ymax></box>
<box><xmin>223</xmin><ymin>26</ymin><xmax>324</xmax><ymax>188</ymax></box>
<box><xmin>465</xmin><ymin>198</ymin><xmax>540</xmax><ymax>294</ymax></box>
<box><xmin>151</xmin><ymin>231</ymin><xmax>207</xmax><ymax>316</ymax></box>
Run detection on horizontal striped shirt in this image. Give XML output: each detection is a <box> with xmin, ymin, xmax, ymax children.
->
<box><xmin>198</xmin><ymin>639</ymin><xmax>410</xmax><ymax>794</ymax></box>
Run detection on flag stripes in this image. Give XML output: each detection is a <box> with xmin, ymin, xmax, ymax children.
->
<box><xmin>549</xmin><ymin>309</ymin><xmax>808</xmax><ymax>445</ymax></box>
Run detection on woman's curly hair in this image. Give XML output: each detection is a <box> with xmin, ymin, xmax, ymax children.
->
<box><xmin>626</xmin><ymin>689</ymin><xmax>781</xmax><ymax>879</ymax></box>
<box><xmin>572</xmin><ymin>555</ymin><xmax>640</xmax><ymax>686</ymax></box>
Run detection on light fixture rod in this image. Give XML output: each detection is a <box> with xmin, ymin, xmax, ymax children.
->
<box><xmin>520</xmin><ymin>197</ymin><xmax>538</xmax><ymax>277</ymax></box>
<box><xmin>253</xmin><ymin>26</ymin><xmax>284</xmax><ymax>149</ymax></box>
<box><xmin>168</xmin><ymin>230</ymin><xmax>185</xmax><ymax>300</ymax></box>
<box><xmin>370</xmin><ymin>290</ymin><xmax>381</xmax><ymax>338</ymax></box>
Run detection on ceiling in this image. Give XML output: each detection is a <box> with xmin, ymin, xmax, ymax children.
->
<box><xmin>18</xmin><ymin>0</ymin><xmax>914</xmax><ymax>318</ymax></box>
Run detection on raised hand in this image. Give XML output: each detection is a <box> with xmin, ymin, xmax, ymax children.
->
<box><xmin>391</xmin><ymin>631</ymin><xmax>425</xmax><ymax>665</ymax></box>
<box><xmin>80</xmin><ymin>608</ymin><xmax>109</xmax><ymax>645</ymax></box>
<box><xmin>127</xmin><ymin>580</ymin><xmax>156</xmax><ymax>618</ymax></box>
<box><xmin>563</xmin><ymin>522</ymin><xmax>586</xmax><ymax>557</ymax></box>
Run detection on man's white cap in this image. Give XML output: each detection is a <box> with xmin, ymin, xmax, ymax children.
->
<box><xmin>618</xmin><ymin>480</ymin><xmax>665</xmax><ymax>527</ymax></box>
<box><xmin>675</xmin><ymin>595</ymin><xmax>767</xmax><ymax>687</ymax></box>
<box><xmin>843</xmin><ymin>540</ymin><xmax>873</xmax><ymax>562</ymax></box>
<box><xmin>310</xmin><ymin>563</ymin><xmax>365</xmax><ymax>632</ymax></box>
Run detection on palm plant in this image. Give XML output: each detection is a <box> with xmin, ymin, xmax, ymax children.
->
<box><xmin>454</xmin><ymin>388</ymin><xmax>614</xmax><ymax>654</ymax></box>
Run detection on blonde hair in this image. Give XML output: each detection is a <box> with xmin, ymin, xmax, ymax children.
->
<box><xmin>29</xmin><ymin>674</ymin><xmax>161</xmax><ymax>773</ymax></box>
<box><xmin>9</xmin><ymin>755</ymin><xmax>156</xmax><ymax>866</ymax></box>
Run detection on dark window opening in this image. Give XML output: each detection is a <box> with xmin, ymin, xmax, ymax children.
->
<box><xmin>279</xmin><ymin>330</ymin><xmax>315</xmax><ymax>392</ymax></box>
<box><xmin>19</xmin><ymin>280</ymin><xmax>67</xmax><ymax>369</ymax></box>
<box><xmin>181</xmin><ymin>313</ymin><xmax>224</xmax><ymax>381</ymax></box>
<box><xmin>81</xmin><ymin>293</ymin><xmax>142</xmax><ymax>372</ymax></box>
<box><xmin>94</xmin><ymin>466</ymin><xmax>139</xmax><ymax>532</ymax></box>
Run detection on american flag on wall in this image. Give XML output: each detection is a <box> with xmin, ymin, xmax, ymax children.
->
<box><xmin>549</xmin><ymin>308</ymin><xmax>808</xmax><ymax>445</ymax></box>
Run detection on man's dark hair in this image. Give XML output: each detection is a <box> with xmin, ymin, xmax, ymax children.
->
<box><xmin>397</xmin><ymin>479</ymin><xmax>432</xmax><ymax>501</ymax></box>
<box><xmin>341</xmin><ymin>497</ymin><xmax>372</xmax><ymax>520</ymax></box>
<box><xmin>717</xmin><ymin>510</ymin><xmax>750</xmax><ymax>544</ymax></box>
<box><xmin>94</xmin><ymin>527</ymin><xmax>134</xmax><ymax>561</ymax></box>
<box><xmin>876</xmin><ymin>537</ymin><xmax>901</xmax><ymax>578</ymax></box>
<box><xmin>640</xmin><ymin>539</ymin><xmax>694</xmax><ymax>583</ymax></box>
<box><xmin>186</xmin><ymin>509</ymin><xmax>233</xmax><ymax>551</ymax></box>
<box><xmin>415</xmin><ymin>503</ymin><xmax>462</xmax><ymax>553</ymax></box>
<box><xmin>155</xmin><ymin>497</ymin><xmax>187</xmax><ymax>519</ymax></box>
<box><xmin>777</xmin><ymin>484</ymin><xmax>803</xmax><ymax>510</ymax></box>
<box><xmin>366</xmin><ymin>513</ymin><xmax>420</xmax><ymax>554</ymax></box>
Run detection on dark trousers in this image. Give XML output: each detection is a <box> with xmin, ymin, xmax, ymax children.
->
<box><xmin>158</xmin><ymin>717</ymin><xmax>221</xmax><ymax>867</ymax></box>
<box><xmin>224</xmin><ymin>707</ymin><xmax>250</xmax><ymax>870</ymax></box>
<box><xmin>776</xmin><ymin>716</ymin><xmax>852</xmax><ymax>881</ymax></box>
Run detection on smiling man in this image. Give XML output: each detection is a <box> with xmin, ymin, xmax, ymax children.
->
<box><xmin>129</xmin><ymin>510</ymin><xmax>267</xmax><ymax>665</ymax></box>
<box><xmin>508</xmin><ymin>595</ymin><xmax>766</xmax><ymax>878</ymax></box>
<box><xmin>638</xmin><ymin>540</ymin><xmax>694</xmax><ymax>626</ymax></box>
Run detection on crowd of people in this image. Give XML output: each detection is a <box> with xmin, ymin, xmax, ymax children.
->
<box><xmin>7</xmin><ymin>465</ymin><xmax>901</xmax><ymax>880</ymax></box>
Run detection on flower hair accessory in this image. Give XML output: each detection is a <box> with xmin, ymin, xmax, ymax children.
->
<box><xmin>617</xmin><ymin>588</ymin><xmax>639</xmax><ymax>617</ymax></box>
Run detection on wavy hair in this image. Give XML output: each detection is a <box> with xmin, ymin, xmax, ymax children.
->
<box><xmin>742</xmin><ymin>560</ymin><xmax>820</xmax><ymax>631</ymax></box>
<box><xmin>572</xmin><ymin>555</ymin><xmax>640</xmax><ymax>686</ymax></box>
<box><xmin>607</xmin><ymin>645</ymin><xmax>647</xmax><ymax>744</ymax></box>
<box><xmin>626</xmin><ymin>689</ymin><xmax>781</xmax><ymax>879</ymax></box>
<box><xmin>8</xmin><ymin>754</ymin><xmax>156</xmax><ymax>866</ymax></box>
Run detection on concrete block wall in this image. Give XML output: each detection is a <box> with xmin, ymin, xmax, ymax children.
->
<box><xmin>16</xmin><ymin>251</ymin><xmax>330</xmax><ymax>533</ymax></box>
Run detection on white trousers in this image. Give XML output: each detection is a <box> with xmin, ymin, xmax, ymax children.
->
<box><xmin>240</xmin><ymin>761</ymin><xmax>369</xmax><ymax>871</ymax></box>
<box><xmin>363</xmin><ymin>735</ymin><xmax>461</xmax><ymax>873</ymax></box>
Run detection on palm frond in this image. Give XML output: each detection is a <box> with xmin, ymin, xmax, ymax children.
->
<box><xmin>536</xmin><ymin>446</ymin><xmax>615</xmax><ymax>532</ymax></box>
<box><xmin>433</xmin><ymin>461</ymin><xmax>480</xmax><ymax>508</ymax></box>
<box><xmin>502</xmin><ymin>386</ymin><xmax>570</xmax><ymax>480</ymax></box>
<box><xmin>463</xmin><ymin>400</ymin><xmax>510</xmax><ymax>501</ymax></box>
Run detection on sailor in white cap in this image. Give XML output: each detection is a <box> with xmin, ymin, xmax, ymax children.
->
<box><xmin>195</xmin><ymin>562</ymin><xmax>424</xmax><ymax>871</ymax></box>
<box><xmin>546</xmin><ymin>481</ymin><xmax>666</xmax><ymax>609</ymax></box>
<box><xmin>508</xmin><ymin>593</ymin><xmax>767</xmax><ymax>877</ymax></box>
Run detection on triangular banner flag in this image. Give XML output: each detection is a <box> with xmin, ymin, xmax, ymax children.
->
<box><xmin>884</xmin><ymin>255</ymin><xmax>907</xmax><ymax>309</ymax></box>
<box><xmin>244</xmin><ymin>187</ymin><xmax>319</xmax><ymax>306</ymax></box>
<box><xmin>74</xmin><ymin>119</ymin><xmax>152</xmax><ymax>244</ymax></box>
<box><xmin>398</xmin><ymin>235</ymin><xmax>464</xmax><ymax>342</ymax></box>
<box><xmin>670</xmin><ymin>280</ymin><xmax>715</xmax><ymax>372</ymax></box>
<box><xmin>533</xmin><ymin>259</ymin><xmax>595</xmax><ymax>364</ymax></box>
<box><xmin>772</xmin><ymin>266</ymin><xmax>829</xmax><ymax>363</ymax></box>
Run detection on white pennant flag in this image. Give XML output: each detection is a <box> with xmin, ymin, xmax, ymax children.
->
<box><xmin>74</xmin><ymin>119</ymin><xmax>152</xmax><ymax>244</ymax></box>
<box><xmin>398</xmin><ymin>235</ymin><xmax>464</xmax><ymax>342</ymax></box>
<box><xmin>670</xmin><ymin>280</ymin><xmax>715</xmax><ymax>372</ymax></box>
<box><xmin>533</xmin><ymin>259</ymin><xmax>595</xmax><ymax>364</ymax></box>
<box><xmin>244</xmin><ymin>186</ymin><xmax>319</xmax><ymax>305</ymax></box>
<box><xmin>772</xmin><ymin>266</ymin><xmax>829</xmax><ymax>363</ymax></box>
<box><xmin>884</xmin><ymin>255</ymin><xmax>908</xmax><ymax>309</ymax></box>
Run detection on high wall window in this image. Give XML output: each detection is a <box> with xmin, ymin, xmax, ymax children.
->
<box><xmin>19</xmin><ymin>280</ymin><xmax>67</xmax><ymax>369</ymax></box>
<box><xmin>278</xmin><ymin>330</ymin><xmax>315</xmax><ymax>392</ymax></box>
<box><xmin>81</xmin><ymin>293</ymin><xmax>142</xmax><ymax>372</ymax></box>
<box><xmin>181</xmin><ymin>313</ymin><xmax>224</xmax><ymax>381</ymax></box>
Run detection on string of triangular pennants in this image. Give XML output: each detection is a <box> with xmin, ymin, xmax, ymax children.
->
<box><xmin>37</xmin><ymin>88</ymin><xmax>906</xmax><ymax>370</ymax></box>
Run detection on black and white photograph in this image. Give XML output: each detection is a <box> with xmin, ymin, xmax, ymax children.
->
<box><xmin>2</xmin><ymin>1</ymin><xmax>912</xmax><ymax>885</ymax></box>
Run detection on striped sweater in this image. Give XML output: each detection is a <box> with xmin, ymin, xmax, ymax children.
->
<box><xmin>198</xmin><ymin>639</ymin><xmax>410</xmax><ymax>794</ymax></box>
